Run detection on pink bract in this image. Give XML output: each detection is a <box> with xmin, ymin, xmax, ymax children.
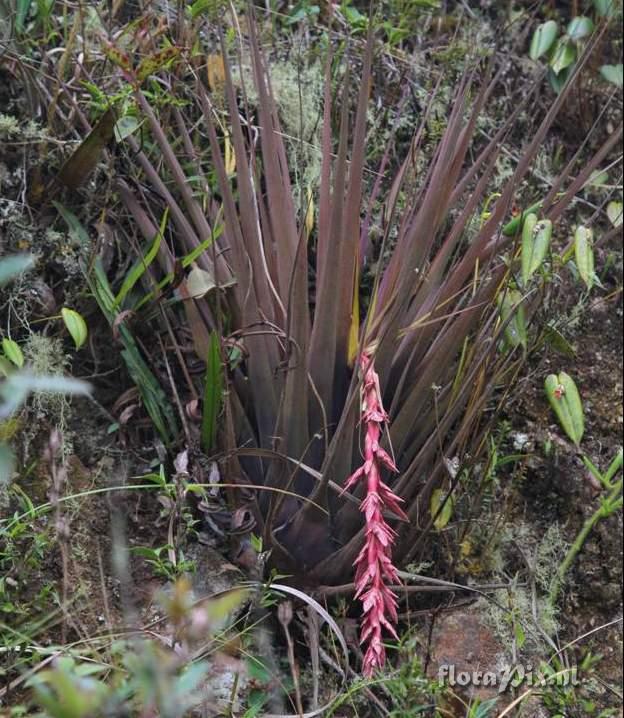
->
<box><xmin>343</xmin><ymin>351</ymin><xmax>408</xmax><ymax>676</ymax></box>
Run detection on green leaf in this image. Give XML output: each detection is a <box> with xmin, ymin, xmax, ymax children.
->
<box><xmin>469</xmin><ymin>697</ymin><xmax>500</xmax><ymax>718</ymax></box>
<box><xmin>132</xmin><ymin>224</ymin><xmax>224</xmax><ymax>312</ymax></box>
<box><xmin>583</xmin><ymin>169</ymin><xmax>609</xmax><ymax>189</ymax></box>
<box><xmin>2</xmin><ymin>338</ymin><xmax>24</xmax><ymax>368</ymax></box>
<box><xmin>205</xmin><ymin>588</ymin><xmax>250</xmax><ymax>623</ymax></box>
<box><xmin>88</xmin><ymin>261</ymin><xmax>178</xmax><ymax>445</ymax></box>
<box><xmin>114</xmin><ymin>209</ymin><xmax>167</xmax><ymax>308</ymax></box>
<box><xmin>550</xmin><ymin>37</ymin><xmax>577</xmax><ymax>75</ymax></box>
<box><xmin>0</xmin><ymin>255</ymin><xmax>35</xmax><ymax>287</ymax></box>
<box><xmin>593</xmin><ymin>0</ymin><xmax>617</xmax><ymax>17</ymax></box>
<box><xmin>567</xmin><ymin>16</ymin><xmax>594</xmax><ymax>40</ymax></box>
<box><xmin>498</xmin><ymin>289</ymin><xmax>527</xmax><ymax>349</ymax></box>
<box><xmin>114</xmin><ymin>115</ymin><xmax>140</xmax><ymax>142</ymax></box>
<box><xmin>15</xmin><ymin>0</ymin><xmax>33</xmax><ymax>32</ymax></box>
<box><xmin>53</xmin><ymin>202</ymin><xmax>91</xmax><ymax>247</ymax></box>
<box><xmin>0</xmin><ymin>443</ymin><xmax>16</xmax><ymax>486</ymax></box>
<box><xmin>604</xmin><ymin>448</ymin><xmax>623</xmax><ymax>485</ymax></box>
<box><xmin>548</xmin><ymin>65</ymin><xmax>574</xmax><ymax>94</ymax></box>
<box><xmin>607</xmin><ymin>201</ymin><xmax>623</xmax><ymax>227</ymax></box>
<box><xmin>521</xmin><ymin>214</ymin><xmax>552</xmax><ymax>284</ymax></box>
<box><xmin>287</xmin><ymin>3</ymin><xmax>320</xmax><ymax>23</ymax></box>
<box><xmin>175</xmin><ymin>660</ymin><xmax>210</xmax><ymax>697</ymax></box>
<box><xmin>430</xmin><ymin>488</ymin><xmax>454</xmax><ymax>530</ymax></box>
<box><xmin>502</xmin><ymin>201</ymin><xmax>543</xmax><ymax>237</ymax></box>
<box><xmin>0</xmin><ymin>357</ymin><xmax>14</xmax><ymax>377</ymax></box>
<box><xmin>600</xmin><ymin>64</ymin><xmax>623</xmax><ymax>88</ymax></box>
<box><xmin>189</xmin><ymin>0</ymin><xmax>226</xmax><ymax>19</ymax></box>
<box><xmin>201</xmin><ymin>332</ymin><xmax>223</xmax><ymax>454</ymax></box>
<box><xmin>529</xmin><ymin>20</ymin><xmax>559</xmax><ymax>61</ymax></box>
<box><xmin>574</xmin><ymin>226</ymin><xmax>595</xmax><ymax>289</ymax></box>
<box><xmin>543</xmin><ymin>324</ymin><xmax>576</xmax><ymax>357</ymax></box>
<box><xmin>545</xmin><ymin>372</ymin><xmax>584</xmax><ymax>446</ymax></box>
<box><xmin>61</xmin><ymin>308</ymin><xmax>88</xmax><ymax>349</ymax></box>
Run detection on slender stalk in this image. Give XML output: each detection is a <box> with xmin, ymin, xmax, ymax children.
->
<box><xmin>550</xmin><ymin>478</ymin><xmax>623</xmax><ymax>605</ymax></box>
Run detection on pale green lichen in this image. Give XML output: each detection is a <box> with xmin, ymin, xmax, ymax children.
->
<box><xmin>0</xmin><ymin>114</ymin><xmax>45</xmax><ymax>141</ymax></box>
<box><xmin>0</xmin><ymin>114</ymin><xmax>20</xmax><ymax>138</ymax></box>
<box><xmin>484</xmin><ymin>523</ymin><xmax>567</xmax><ymax>654</ymax></box>
<box><xmin>21</xmin><ymin>335</ymin><xmax>73</xmax><ymax>453</ymax></box>
<box><xmin>234</xmin><ymin>58</ymin><xmax>324</xmax><ymax>191</ymax></box>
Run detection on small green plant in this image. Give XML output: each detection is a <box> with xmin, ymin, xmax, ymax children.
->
<box><xmin>131</xmin><ymin>544</ymin><xmax>196</xmax><ymax>580</ymax></box>
<box><xmin>529</xmin><ymin>2</ymin><xmax>622</xmax><ymax>93</ymax></box>
<box><xmin>538</xmin><ymin>651</ymin><xmax>618</xmax><ymax>717</ymax></box>
<box><xmin>0</xmin><ymin>255</ymin><xmax>90</xmax><ymax>483</ymax></box>
<box><xmin>544</xmin><ymin>372</ymin><xmax>623</xmax><ymax>603</ymax></box>
<box><xmin>22</xmin><ymin>579</ymin><xmax>252</xmax><ymax>718</ymax></box>
<box><xmin>382</xmin><ymin>638</ymin><xmax>440</xmax><ymax>717</ymax></box>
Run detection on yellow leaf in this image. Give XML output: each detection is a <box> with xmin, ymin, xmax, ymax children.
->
<box><xmin>136</xmin><ymin>46</ymin><xmax>181</xmax><ymax>83</ymax></box>
<box><xmin>224</xmin><ymin>131</ymin><xmax>236</xmax><ymax>175</ymax></box>
<box><xmin>305</xmin><ymin>185</ymin><xmax>314</xmax><ymax>237</ymax></box>
<box><xmin>347</xmin><ymin>260</ymin><xmax>360</xmax><ymax>368</ymax></box>
<box><xmin>2</xmin><ymin>338</ymin><xmax>24</xmax><ymax>368</ymax></box>
<box><xmin>0</xmin><ymin>417</ymin><xmax>22</xmax><ymax>442</ymax></box>
<box><xmin>206</xmin><ymin>53</ymin><xmax>226</xmax><ymax>91</ymax></box>
<box><xmin>459</xmin><ymin>539</ymin><xmax>472</xmax><ymax>558</ymax></box>
<box><xmin>430</xmin><ymin>488</ymin><xmax>454</xmax><ymax>530</ymax></box>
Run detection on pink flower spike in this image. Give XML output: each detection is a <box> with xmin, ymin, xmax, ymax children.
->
<box><xmin>342</xmin><ymin>350</ymin><xmax>409</xmax><ymax>677</ymax></box>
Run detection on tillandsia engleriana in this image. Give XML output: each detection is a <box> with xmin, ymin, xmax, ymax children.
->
<box><xmin>67</xmin><ymin>5</ymin><xmax>622</xmax><ymax>676</ymax></box>
<box><xmin>343</xmin><ymin>350</ymin><xmax>408</xmax><ymax>675</ymax></box>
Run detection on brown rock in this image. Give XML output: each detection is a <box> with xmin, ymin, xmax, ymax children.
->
<box><xmin>428</xmin><ymin>606</ymin><xmax>508</xmax><ymax>709</ymax></box>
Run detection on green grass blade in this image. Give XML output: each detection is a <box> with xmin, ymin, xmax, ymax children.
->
<box><xmin>114</xmin><ymin>209</ymin><xmax>168</xmax><ymax>309</ymax></box>
<box><xmin>201</xmin><ymin>332</ymin><xmax>223</xmax><ymax>454</ymax></box>
<box><xmin>85</xmin><ymin>258</ymin><xmax>179</xmax><ymax>446</ymax></box>
<box><xmin>52</xmin><ymin>202</ymin><xmax>91</xmax><ymax>247</ymax></box>
<box><xmin>132</xmin><ymin>225</ymin><xmax>223</xmax><ymax>312</ymax></box>
<box><xmin>15</xmin><ymin>0</ymin><xmax>33</xmax><ymax>32</ymax></box>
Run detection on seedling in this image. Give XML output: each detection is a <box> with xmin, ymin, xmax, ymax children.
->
<box><xmin>544</xmin><ymin>373</ymin><xmax>623</xmax><ymax>603</ymax></box>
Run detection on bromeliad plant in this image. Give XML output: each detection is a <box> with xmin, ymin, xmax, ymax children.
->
<box><xmin>76</xmin><ymin>7</ymin><xmax>621</xmax><ymax>674</ymax></box>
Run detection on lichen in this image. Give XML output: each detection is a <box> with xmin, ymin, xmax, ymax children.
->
<box><xmin>0</xmin><ymin>114</ymin><xmax>45</xmax><ymax>141</ymax></box>
<box><xmin>233</xmin><ymin>58</ymin><xmax>324</xmax><ymax>190</ymax></box>
<box><xmin>0</xmin><ymin>114</ymin><xmax>20</xmax><ymax>138</ymax></box>
<box><xmin>484</xmin><ymin>523</ymin><xmax>567</xmax><ymax>654</ymax></box>
<box><xmin>21</xmin><ymin>334</ymin><xmax>73</xmax><ymax>455</ymax></box>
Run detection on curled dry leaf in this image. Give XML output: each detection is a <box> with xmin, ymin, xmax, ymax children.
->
<box><xmin>112</xmin><ymin>310</ymin><xmax>136</xmax><ymax>341</ymax></box>
<box><xmin>118</xmin><ymin>404</ymin><xmax>138</xmax><ymax>425</ymax></box>
<box><xmin>186</xmin><ymin>398</ymin><xmax>201</xmax><ymax>420</ymax></box>
<box><xmin>174</xmin><ymin>449</ymin><xmax>189</xmax><ymax>475</ymax></box>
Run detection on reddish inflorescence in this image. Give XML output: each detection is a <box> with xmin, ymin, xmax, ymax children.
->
<box><xmin>343</xmin><ymin>351</ymin><xmax>408</xmax><ymax>676</ymax></box>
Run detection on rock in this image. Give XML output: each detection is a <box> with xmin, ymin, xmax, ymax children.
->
<box><xmin>428</xmin><ymin>605</ymin><xmax>508</xmax><ymax>706</ymax></box>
